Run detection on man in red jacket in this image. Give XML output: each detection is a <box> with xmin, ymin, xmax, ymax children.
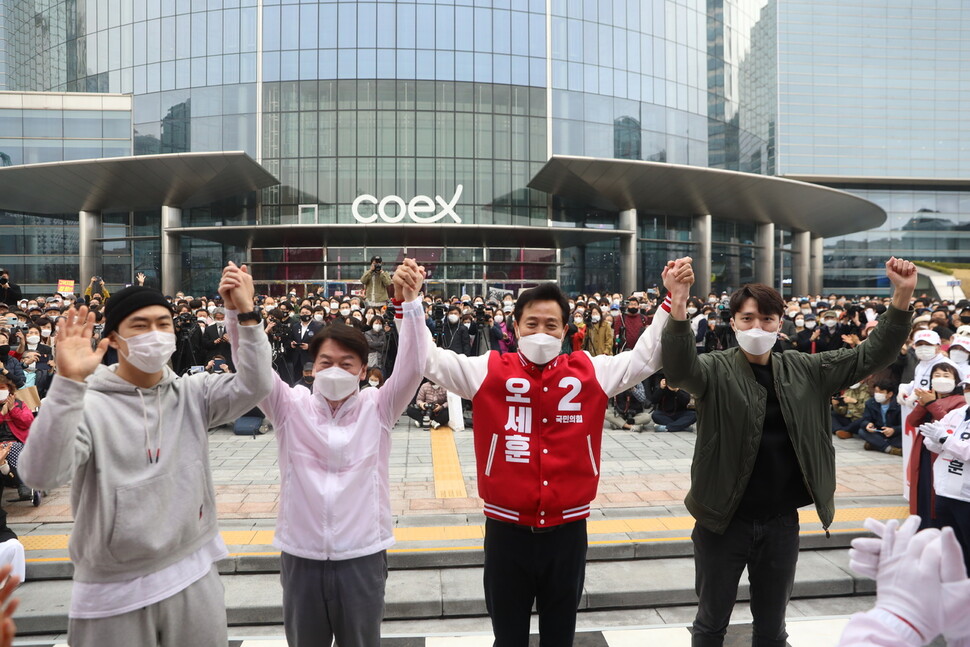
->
<box><xmin>425</xmin><ymin>258</ymin><xmax>694</xmax><ymax>645</ymax></box>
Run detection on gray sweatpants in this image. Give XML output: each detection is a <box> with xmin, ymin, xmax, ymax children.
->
<box><xmin>281</xmin><ymin>550</ymin><xmax>387</xmax><ymax>647</ymax></box>
<box><xmin>68</xmin><ymin>565</ymin><xmax>227</xmax><ymax>647</ymax></box>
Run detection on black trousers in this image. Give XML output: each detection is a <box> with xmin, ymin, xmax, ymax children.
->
<box><xmin>483</xmin><ymin>517</ymin><xmax>587</xmax><ymax>647</ymax></box>
<box><xmin>405</xmin><ymin>404</ymin><xmax>449</xmax><ymax>426</ymax></box>
<box><xmin>935</xmin><ymin>495</ymin><xmax>970</xmax><ymax>573</ymax></box>
<box><xmin>691</xmin><ymin>511</ymin><xmax>800</xmax><ymax>647</ymax></box>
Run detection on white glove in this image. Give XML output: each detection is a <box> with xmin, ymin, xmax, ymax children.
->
<box><xmin>918</xmin><ymin>420</ymin><xmax>950</xmax><ymax>444</ymax></box>
<box><xmin>940</xmin><ymin>527</ymin><xmax>970</xmax><ymax>641</ymax></box>
<box><xmin>872</xmin><ymin>525</ymin><xmax>944</xmax><ymax>642</ymax></box>
<box><xmin>849</xmin><ymin>516</ymin><xmax>921</xmax><ymax>580</ymax></box>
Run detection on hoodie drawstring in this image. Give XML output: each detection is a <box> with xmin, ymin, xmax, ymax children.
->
<box><xmin>137</xmin><ymin>389</ymin><xmax>162</xmax><ymax>464</ymax></box>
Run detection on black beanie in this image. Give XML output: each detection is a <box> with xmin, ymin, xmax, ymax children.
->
<box><xmin>103</xmin><ymin>286</ymin><xmax>174</xmax><ymax>338</ymax></box>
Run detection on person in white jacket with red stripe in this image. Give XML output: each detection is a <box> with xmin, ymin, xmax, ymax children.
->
<box><xmin>223</xmin><ymin>259</ymin><xmax>429</xmax><ymax>647</ymax></box>
<box><xmin>424</xmin><ymin>257</ymin><xmax>694</xmax><ymax>646</ymax></box>
<box><xmin>918</xmin><ymin>385</ymin><xmax>970</xmax><ymax>572</ymax></box>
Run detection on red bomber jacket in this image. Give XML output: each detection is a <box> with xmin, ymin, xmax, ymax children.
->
<box><xmin>425</xmin><ymin>296</ymin><xmax>671</xmax><ymax>528</ymax></box>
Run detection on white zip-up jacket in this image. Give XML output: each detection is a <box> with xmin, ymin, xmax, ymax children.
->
<box><xmin>235</xmin><ymin>298</ymin><xmax>427</xmax><ymax>561</ymax></box>
<box><xmin>926</xmin><ymin>404</ymin><xmax>970</xmax><ymax>503</ymax></box>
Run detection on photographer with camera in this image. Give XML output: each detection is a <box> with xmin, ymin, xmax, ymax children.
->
<box><xmin>0</xmin><ymin>272</ymin><xmax>20</xmax><ymax>309</ymax></box>
<box><xmin>171</xmin><ymin>305</ymin><xmax>203</xmax><ymax>375</ymax></box>
<box><xmin>360</xmin><ymin>255</ymin><xmax>392</xmax><ymax>308</ymax></box>
<box><xmin>264</xmin><ymin>308</ymin><xmax>296</xmax><ymax>385</ymax></box>
<box><xmin>406</xmin><ymin>380</ymin><xmax>449</xmax><ymax>429</ymax></box>
<box><xmin>84</xmin><ymin>277</ymin><xmax>109</xmax><ymax>304</ymax></box>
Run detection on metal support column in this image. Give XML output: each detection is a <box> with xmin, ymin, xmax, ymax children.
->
<box><xmin>810</xmin><ymin>236</ymin><xmax>824</xmax><ymax>296</ymax></box>
<box><xmin>78</xmin><ymin>210</ymin><xmax>100</xmax><ymax>289</ymax></box>
<box><xmin>792</xmin><ymin>230</ymin><xmax>811</xmax><ymax>298</ymax></box>
<box><xmin>693</xmin><ymin>214</ymin><xmax>712</xmax><ymax>297</ymax></box>
<box><xmin>619</xmin><ymin>209</ymin><xmax>637</xmax><ymax>296</ymax></box>
<box><xmin>161</xmin><ymin>206</ymin><xmax>182</xmax><ymax>296</ymax></box>
<box><xmin>755</xmin><ymin>223</ymin><xmax>775</xmax><ymax>286</ymax></box>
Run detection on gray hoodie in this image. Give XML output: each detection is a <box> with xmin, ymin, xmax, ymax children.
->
<box><xmin>19</xmin><ymin>316</ymin><xmax>272</xmax><ymax>583</ymax></box>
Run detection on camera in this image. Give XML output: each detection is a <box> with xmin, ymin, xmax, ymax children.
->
<box><xmin>93</xmin><ymin>324</ymin><xmax>104</xmax><ymax>336</ymax></box>
<box><xmin>431</xmin><ymin>304</ymin><xmax>446</xmax><ymax>321</ymax></box>
<box><xmin>374</xmin><ymin>263</ymin><xmax>382</xmax><ymax>272</ymax></box>
<box><xmin>474</xmin><ymin>302</ymin><xmax>489</xmax><ymax>325</ymax></box>
<box><xmin>422</xmin><ymin>402</ymin><xmax>436</xmax><ymax>412</ymax></box>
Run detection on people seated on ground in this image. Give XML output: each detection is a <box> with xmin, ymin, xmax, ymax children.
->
<box><xmin>407</xmin><ymin>379</ymin><xmax>449</xmax><ymax>429</ymax></box>
<box><xmin>858</xmin><ymin>380</ymin><xmax>903</xmax><ymax>455</ymax></box>
<box><xmin>605</xmin><ymin>378</ymin><xmax>652</xmax><ymax>432</ymax></box>
<box><xmin>832</xmin><ymin>379</ymin><xmax>872</xmax><ymax>439</ymax></box>
<box><xmin>649</xmin><ymin>377</ymin><xmax>695</xmax><ymax>432</ymax></box>
<box><xmin>0</xmin><ymin>377</ymin><xmax>36</xmax><ymax>505</ymax></box>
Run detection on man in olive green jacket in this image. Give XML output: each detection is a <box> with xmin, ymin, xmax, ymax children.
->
<box><xmin>661</xmin><ymin>257</ymin><xmax>916</xmax><ymax>647</ymax></box>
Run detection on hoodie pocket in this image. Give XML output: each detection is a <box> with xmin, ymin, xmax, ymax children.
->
<box><xmin>107</xmin><ymin>459</ymin><xmax>210</xmax><ymax>563</ymax></box>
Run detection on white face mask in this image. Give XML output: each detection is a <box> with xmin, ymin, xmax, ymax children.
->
<box><xmin>573</xmin><ymin>317</ymin><xmax>583</xmax><ymax>325</ymax></box>
<box><xmin>197</xmin><ymin>318</ymin><xmax>207</xmax><ymax>325</ymax></box>
<box><xmin>517</xmin><ymin>332</ymin><xmax>562</xmax><ymax>365</ymax></box>
<box><xmin>950</xmin><ymin>349</ymin><xmax>970</xmax><ymax>365</ymax></box>
<box><xmin>794</xmin><ymin>318</ymin><xmax>805</xmax><ymax>327</ymax></box>
<box><xmin>874</xmin><ymin>392</ymin><xmax>889</xmax><ymax>404</ymax></box>
<box><xmin>116</xmin><ymin>330</ymin><xmax>176</xmax><ymax>374</ymax></box>
<box><xmin>865</xmin><ymin>309</ymin><xmax>876</xmax><ymax>322</ymax></box>
<box><xmin>463</xmin><ymin>322</ymin><xmax>471</xmax><ymax>329</ymax></box>
<box><xmin>494</xmin><ymin>315</ymin><xmax>504</xmax><ymax>323</ymax></box>
<box><xmin>503</xmin><ymin>304</ymin><xmax>513</xmax><ymax>313</ymax></box>
<box><xmin>26</xmin><ymin>335</ymin><xmax>39</xmax><ymax>345</ymax></box>
<box><xmin>0</xmin><ymin>391</ymin><xmax>8</xmax><ymax>401</ymax></box>
<box><xmin>801</xmin><ymin>308</ymin><xmax>812</xmax><ymax>315</ymax></box>
<box><xmin>351</xmin><ymin>305</ymin><xmax>361</xmax><ymax>312</ymax></box>
<box><xmin>40</xmin><ymin>328</ymin><xmax>51</xmax><ymax>338</ymax></box>
<box><xmin>933</xmin><ymin>377</ymin><xmax>956</xmax><ymax>394</ymax></box>
<box><xmin>207</xmin><ymin>305</ymin><xmax>216</xmax><ymax>313</ymax></box>
<box><xmin>804</xmin><ymin>320</ymin><xmax>817</xmax><ymax>330</ymax></box>
<box><xmin>914</xmin><ymin>345</ymin><xmax>938</xmax><ymax>362</ymax></box>
<box><xmin>313</xmin><ymin>314</ymin><xmax>324</xmax><ymax>322</ymax></box>
<box><xmin>687</xmin><ymin>307</ymin><xmax>698</xmax><ymax>316</ymax></box>
<box><xmin>372</xmin><ymin>324</ymin><xmax>382</xmax><ymax>332</ymax></box>
<box><xmin>313</xmin><ymin>366</ymin><xmax>360</xmax><ymax>402</ymax></box>
<box><xmin>339</xmin><ymin>308</ymin><xmax>350</xmax><ymax>317</ymax></box>
<box><xmin>591</xmin><ymin>314</ymin><xmax>601</xmax><ymax>323</ymax></box>
<box><xmin>735</xmin><ymin>328</ymin><xmax>778</xmax><ymax>356</ymax></box>
<box><xmin>823</xmin><ymin>319</ymin><xmax>838</xmax><ymax>329</ymax></box>
<box><xmin>368</xmin><ymin>379</ymin><xmax>380</xmax><ymax>387</ymax></box>
<box><xmin>448</xmin><ymin>314</ymin><xmax>459</xmax><ymax>324</ymax></box>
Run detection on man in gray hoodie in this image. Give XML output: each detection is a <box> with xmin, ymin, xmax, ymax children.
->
<box><xmin>19</xmin><ymin>262</ymin><xmax>272</xmax><ymax>647</ymax></box>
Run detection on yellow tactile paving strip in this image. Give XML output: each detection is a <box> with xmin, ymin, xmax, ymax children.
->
<box><xmin>19</xmin><ymin>505</ymin><xmax>909</xmax><ymax>559</ymax></box>
<box><xmin>430</xmin><ymin>425</ymin><xmax>468</xmax><ymax>499</ymax></box>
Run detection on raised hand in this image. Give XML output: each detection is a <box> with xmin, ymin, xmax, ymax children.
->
<box><xmin>393</xmin><ymin>258</ymin><xmax>426</xmax><ymax>302</ymax></box>
<box><xmin>886</xmin><ymin>257</ymin><xmax>917</xmax><ymax>310</ymax></box>
<box><xmin>55</xmin><ymin>306</ymin><xmax>110</xmax><ymax>383</ymax></box>
<box><xmin>135</xmin><ymin>272</ymin><xmax>146</xmax><ymax>286</ymax></box>
<box><xmin>219</xmin><ymin>262</ymin><xmax>256</xmax><ymax>313</ymax></box>
<box><xmin>0</xmin><ymin>563</ymin><xmax>18</xmax><ymax>647</ymax></box>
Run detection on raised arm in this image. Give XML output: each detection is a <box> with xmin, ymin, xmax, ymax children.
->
<box><xmin>19</xmin><ymin>306</ymin><xmax>105</xmax><ymax>491</ymax></box>
<box><xmin>205</xmin><ymin>262</ymin><xmax>275</xmax><ymax>427</ymax></box>
<box><xmin>378</xmin><ymin>259</ymin><xmax>432</xmax><ymax>427</ymax></box>
<box><xmin>662</xmin><ymin>256</ymin><xmax>710</xmax><ymax>398</ymax></box>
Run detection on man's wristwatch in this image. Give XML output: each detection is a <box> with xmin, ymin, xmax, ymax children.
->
<box><xmin>236</xmin><ymin>311</ymin><xmax>261</xmax><ymax>324</ymax></box>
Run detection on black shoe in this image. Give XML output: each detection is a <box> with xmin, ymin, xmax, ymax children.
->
<box><xmin>32</xmin><ymin>490</ymin><xmax>41</xmax><ymax>507</ymax></box>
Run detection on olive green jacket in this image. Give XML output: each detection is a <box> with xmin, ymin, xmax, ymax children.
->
<box><xmin>661</xmin><ymin>305</ymin><xmax>913</xmax><ymax>534</ymax></box>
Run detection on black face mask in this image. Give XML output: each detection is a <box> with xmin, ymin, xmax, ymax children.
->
<box><xmin>0</xmin><ymin>345</ymin><xmax>9</xmax><ymax>357</ymax></box>
<box><xmin>961</xmin><ymin>315</ymin><xmax>970</xmax><ymax>324</ymax></box>
<box><xmin>627</xmin><ymin>307</ymin><xmax>639</xmax><ymax>315</ymax></box>
<box><xmin>0</xmin><ymin>278</ymin><xmax>8</xmax><ymax>286</ymax></box>
<box><xmin>300</xmin><ymin>315</ymin><xmax>311</xmax><ymax>322</ymax></box>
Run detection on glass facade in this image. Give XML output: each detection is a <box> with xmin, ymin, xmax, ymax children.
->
<box><xmin>0</xmin><ymin>0</ymin><xmax>964</xmax><ymax>297</ymax></box>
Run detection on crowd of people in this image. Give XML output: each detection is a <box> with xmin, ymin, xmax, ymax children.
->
<box><xmin>0</xmin><ymin>255</ymin><xmax>965</xmax><ymax>646</ymax></box>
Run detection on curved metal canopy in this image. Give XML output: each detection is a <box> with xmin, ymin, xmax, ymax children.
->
<box><xmin>169</xmin><ymin>223</ymin><xmax>630</xmax><ymax>249</ymax></box>
<box><xmin>528</xmin><ymin>155</ymin><xmax>886</xmax><ymax>238</ymax></box>
<box><xmin>0</xmin><ymin>151</ymin><xmax>278</xmax><ymax>214</ymax></box>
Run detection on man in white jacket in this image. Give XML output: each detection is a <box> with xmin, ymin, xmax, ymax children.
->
<box><xmin>19</xmin><ymin>265</ymin><xmax>273</xmax><ymax>647</ymax></box>
<box><xmin>223</xmin><ymin>258</ymin><xmax>428</xmax><ymax>647</ymax></box>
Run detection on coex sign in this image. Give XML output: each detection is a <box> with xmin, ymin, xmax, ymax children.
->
<box><xmin>352</xmin><ymin>185</ymin><xmax>463</xmax><ymax>224</ymax></box>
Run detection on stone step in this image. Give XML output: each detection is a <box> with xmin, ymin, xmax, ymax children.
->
<box><xmin>12</xmin><ymin>548</ymin><xmax>873</xmax><ymax>636</ymax></box>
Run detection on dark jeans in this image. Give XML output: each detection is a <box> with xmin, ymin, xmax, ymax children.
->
<box><xmin>406</xmin><ymin>404</ymin><xmax>449</xmax><ymax>426</ymax></box>
<box><xmin>652</xmin><ymin>410</ymin><xmax>697</xmax><ymax>431</ymax></box>
<box><xmin>483</xmin><ymin>517</ymin><xmax>587</xmax><ymax>647</ymax></box>
<box><xmin>935</xmin><ymin>495</ymin><xmax>970</xmax><ymax>573</ymax></box>
<box><xmin>691</xmin><ymin>511</ymin><xmax>800</xmax><ymax>647</ymax></box>
<box><xmin>830</xmin><ymin>413</ymin><xmax>862</xmax><ymax>435</ymax></box>
<box><xmin>857</xmin><ymin>428</ymin><xmax>902</xmax><ymax>451</ymax></box>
